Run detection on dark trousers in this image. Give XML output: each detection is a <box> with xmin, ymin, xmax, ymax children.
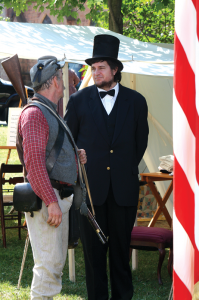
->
<box><xmin>79</xmin><ymin>185</ymin><xmax>137</xmax><ymax>300</ymax></box>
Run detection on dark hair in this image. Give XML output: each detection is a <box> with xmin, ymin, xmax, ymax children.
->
<box><xmin>106</xmin><ymin>59</ymin><xmax>122</xmax><ymax>83</ymax></box>
<box><xmin>90</xmin><ymin>59</ymin><xmax>122</xmax><ymax>83</ymax></box>
<box><xmin>33</xmin><ymin>70</ymin><xmax>61</xmax><ymax>93</ymax></box>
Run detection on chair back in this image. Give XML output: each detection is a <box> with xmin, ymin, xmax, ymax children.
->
<box><xmin>0</xmin><ymin>163</ymin><xmax>24</xmax><ymax>248</ymax></box>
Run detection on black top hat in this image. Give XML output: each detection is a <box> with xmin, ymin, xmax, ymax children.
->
<box><xmin>85</xmin><ymin>34</ymin><xmax>123</xmax><ymax>71</ymax></box>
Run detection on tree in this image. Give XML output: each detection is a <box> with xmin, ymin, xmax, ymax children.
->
<box><xmin>87</xmin><ymin>0</ymin><xmax>174</xmax><ymax>43</ymax></box>
<box><xmin>87</xmin><ymin>0</ymin><xmax>123</xmax><ymax>34</ymax></box>
<box><xmin>0</xmin><ymin>0</ymin><xmax>87</xmax><ymax>24</ymax></box>
<box><xmin>0</xmin><ymin>0</ymin><xmax>174</xmax><ymax>43</ymax></box>
<box><xmin>0</xmin><ymin>0</ymin><xmax>123</xmax><ymax>33</ymax></box>
<box><xmin>122</xmin><ymin>0</ymin><xmax>174</xmax><ymax>43</ymax></box>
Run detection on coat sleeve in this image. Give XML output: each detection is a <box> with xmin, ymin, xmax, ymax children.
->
<box><xmin>64</xmin><ymin>96</ymin><xmax>79</xmax><ymax>143</ymax></box>
<box><xmin>135</xmin><ymin>97</ymin><xmax>149</xmax><ymax>165</ymax></box>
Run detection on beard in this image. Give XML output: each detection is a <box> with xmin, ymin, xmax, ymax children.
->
<box><xmin>94</xmin><ymin>78</ymin><xmax>114</xmax><ymax>90</ymax></box>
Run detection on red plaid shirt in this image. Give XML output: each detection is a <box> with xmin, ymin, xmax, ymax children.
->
<box><xmin>18</xmin><ymin>106</ymin><xmax>70</xmax><ymax>206</ymax></box>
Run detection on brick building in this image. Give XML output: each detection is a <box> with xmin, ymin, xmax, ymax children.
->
<box><xmin>1</xmin><ymin>3</ymin><xmax>91</xmax><ymax>86</ymax></box>
<box><xmin>4</xmin><ymin>3</ymin><xmax>90</xmax><ymax>26</ymax></box>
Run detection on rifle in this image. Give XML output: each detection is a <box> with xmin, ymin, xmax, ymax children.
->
<box><xmin>80</xmin><ymin>164</ymin><xmax>108</xmax><ymax>244</ymax></box>
<box><xmin>1</xmin><ymin>54</ymin><xmax>108</xmax><ymax>245</ymax></box>
<box><xmin>87</xmin><ymin>207</ymin><xmax>107</xmax><ymax>244</ymax></box>
<box><xmin>1</xmin><ymin>54</ymin><xmax>27</xmax><ymax>106</ymax></box>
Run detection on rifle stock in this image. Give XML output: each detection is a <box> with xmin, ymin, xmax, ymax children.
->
<box><xmin>1</xmin><ymin>54</ymin><xmax>27</xmax><ymax>106</ymax></box>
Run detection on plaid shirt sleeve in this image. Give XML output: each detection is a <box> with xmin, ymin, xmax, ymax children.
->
<box><xmin>18</xmin><ymin>106</ymin><xmax>58</xmax><ymax>206</ymax></box>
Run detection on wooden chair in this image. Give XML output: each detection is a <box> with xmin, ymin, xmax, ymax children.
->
<box><xmin>0</xmin><ymin>163</ymin><xmax>25</xmax><ymax>248</ymax></box>
<box><xmin>129</xmin><ymin>226</ymin><xmax>173</xmax><ymax>285</ymax></box>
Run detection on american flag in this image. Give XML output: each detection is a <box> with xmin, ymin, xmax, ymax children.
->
<box><xmin>173</xmin><ymin>0</ymin><xmax>199</xmax><ymax>299</ymax></box>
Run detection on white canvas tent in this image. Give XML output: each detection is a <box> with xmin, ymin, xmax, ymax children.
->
<box><xmin>0</xmin><ymin>21</ymin><xmax>174</xmax><ymax>217</ymax></box>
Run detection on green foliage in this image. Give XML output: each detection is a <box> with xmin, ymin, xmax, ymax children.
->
<box><xmin>0</xmin><ymin>16</ymin><xmax>10</xmax><ymax>21</ymax></box>
<box><xmin>86</xmin><ymin>0</ymin><xmax>109</xmax><ymax>29</ymax></box>
<box><xmin>86</xmin><ymin>0</ymin><xmax>174</xmax><ymax>43</ymax></box>
<box><xmin>1</xmin><ymin>0</ymin><xmax>87</xmax><ymax>24</ymax></box>
<box><xmin>0</xmin><ymin>0</ymin><xmax>174</xmax><ymax>43</ymax></box>
<box><xmin>122</xmin><ymin>0</ymin><xmax>174</xmax><ymax>43</ymax></box>
<box><xmin>155</xmin><ymin>0</ymin><xmax>174</xmax><ymax>10</ymax></box>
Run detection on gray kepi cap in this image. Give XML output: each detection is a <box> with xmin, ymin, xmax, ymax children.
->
<box><xmin>30</xmin><ymin>56</ymin><xmax>65</xmax><ymax>88</ymax></box>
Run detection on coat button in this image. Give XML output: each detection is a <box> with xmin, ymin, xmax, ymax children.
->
<box><xmin>110</xmin><ymin>150</ymin><xmax>113</xmax><ymax>153</ymax></box>
<box><xmin>107</xmin><ymin>167</ymin><xmax>110</xmax><ymax>170</ymax></box>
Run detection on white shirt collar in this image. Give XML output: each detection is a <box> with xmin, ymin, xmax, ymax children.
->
<box><xmin>97</xmin><ymin>83</ymin><xmax>119</xmax><ymax>115</ymax></box>
<box><xmin>97</xmin><ymin>82</ymin><xmax>119</xmax><ymax>99</ymax></box>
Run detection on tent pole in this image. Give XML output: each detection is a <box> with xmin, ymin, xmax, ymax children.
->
<box><xmin>63</xmin><ymin>61</ymin><xmax>76</xmax><ymax>282</ymax></box>
<box><xmin>63</xmin><ymin>62</ymin><xmax>69</xmax><ymax>116</ymax></box>
<box><xmin>68</xmin><ymin>249</ymin><xmax>76</xmax><ymax>282</ymax></box>
<box><xmin>132</xmin><ymin>217</ymin><xmax>138</xmax><ymax>270</ymax></box>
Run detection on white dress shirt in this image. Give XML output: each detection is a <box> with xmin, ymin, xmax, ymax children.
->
<box><xmin>97</xmin><ymin>83</ymin><xmax>119</xmax><ymax>115</ymax></box>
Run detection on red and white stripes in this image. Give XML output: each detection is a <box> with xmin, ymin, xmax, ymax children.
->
<box><xmin>174</xmin><ymin>0</ymin><xmax>199</xmax><ymax>298</ymax></box>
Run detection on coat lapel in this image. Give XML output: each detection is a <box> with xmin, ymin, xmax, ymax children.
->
<box><xmin>89</xmin><ymin>86</ymin><xmax>110</xmax><ymax>145</ymax></box>
<box><xmin>112</xmin><ymin>84</ymin><xmax>130</xmax><ymax>145</ymax></box>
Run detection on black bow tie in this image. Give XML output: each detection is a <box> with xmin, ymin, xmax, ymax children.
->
<box><xmin>99</xmin><ymin>89</ymin><xmax>115</xmax><ymax>99</ymax></box>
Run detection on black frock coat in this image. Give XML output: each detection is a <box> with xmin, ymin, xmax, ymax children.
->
<box><xmin>64</xmin><ymin>83</ymin><xmax>149</xmax><ymax>207</ymax></box>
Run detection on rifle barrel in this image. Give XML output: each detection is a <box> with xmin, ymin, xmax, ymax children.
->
<box><xmin>87</xmin><ymin>208</ymin><xmax>108</xmax><ymax>244</ymax></box>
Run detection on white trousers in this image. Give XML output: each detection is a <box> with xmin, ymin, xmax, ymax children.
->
<box><xmin>25</xmin><ymin>189</ymin><xmax>73</xmax><ymax>300</ymax></box>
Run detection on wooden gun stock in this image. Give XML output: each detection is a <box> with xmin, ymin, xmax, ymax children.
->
<box><xmin>1</xmin><ymin>54</ymin><xmax>27</xmax><ymax>106</ymax></box>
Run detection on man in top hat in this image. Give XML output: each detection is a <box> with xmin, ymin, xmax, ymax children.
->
<box><xmin>65</xmin><ymin>35</ymin><xmax>149</xmax><ymax>299</ymax></box>
<box><xmin>16</xmin><ymin>56</ymin><xmax>86</xmax><ymax>300</ymax></box>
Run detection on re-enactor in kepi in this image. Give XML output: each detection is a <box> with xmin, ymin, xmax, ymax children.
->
<box><xmin>16</xmin><ymin>56</ymin><xmax>86</xmax><ymax>300</ymax></box>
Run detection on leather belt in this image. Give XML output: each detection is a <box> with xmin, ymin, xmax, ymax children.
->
<box><xmin>50</xmin><ymin>179</ymin><xmax>74</xmax><ymax>199</ymax></box>
<box><xmin>50</xmin><ymin>179</ymin><xmax>65</xmax><ymax>190</ymax></box>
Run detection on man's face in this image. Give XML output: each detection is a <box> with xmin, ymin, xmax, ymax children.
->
<box><xmin>91</xmin><ymin>61</ymin><xmax>117</xmax><ymax>90</ymax></box>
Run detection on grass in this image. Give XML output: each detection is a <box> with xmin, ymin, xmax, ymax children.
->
<box><xmin>0</xmin><ymin>219</ymin><xmax>88</xmax><ymax>300</ymax></box>
<box><xmin>0</xmin><ymin>125</ymin><xmax>172</xmax><ymax>299</ymax></box>
<box><xmin>0</xmin><ymin>125</ymin><xmax>21</xmax><ymax>165</ymax></box>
